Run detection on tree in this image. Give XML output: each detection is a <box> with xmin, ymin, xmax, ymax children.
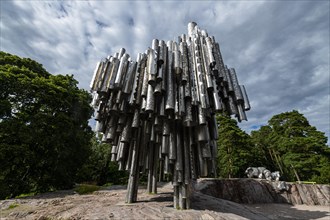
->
<box><xmin>0</xmin><ymin>51</ymin><xmax>94</xmax><ymax>198</ymax></box>
<box><xmin>251</xmin><ymin>110</ymin><xmax>330</xmax><ymax>183</ymax></box>
<box><xmin>216</xmin><ymin>114</ymin><xmax>256</xmax><ymax>178</ymax></box>
<box><xmin>76</xmin><ymin>134</ymin><xmax>128</xmax><ymax>186</ymax></box>
<box><xmin>250</xmin><ymin>126</ymin><xmax>279</xmax><ymax>173</ymax></box>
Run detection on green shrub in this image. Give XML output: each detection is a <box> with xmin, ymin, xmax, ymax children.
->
<box><xmin>74</xmin><ymin>184</ymin><xmax>101</xmax><ymax>195</ymax></box>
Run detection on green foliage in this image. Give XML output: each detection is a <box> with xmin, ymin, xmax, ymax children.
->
<box><xmin>216</xmin><ymin>114</ymin><xmax>256</xmax><ymax>178</ymax></box>
<box><xmin>15</xmin><ymin>192</ymin><xmax>36</xmax><ymax>199</ymax></box>
<box><xmin>250</xmin><ymin>126</ymin><xmax>278</xmax><ymax>172</ymax></box>
<box><xmin>0</xmin><ymin>51</ymin><xmax>94</xmax><ymax>199</ymax></box>
<box><xmin>74</xmin><ymin>184</ymin><xmax>101</xmax><ymax>195</ymax></box>
<box><xmin>7</xmin><ymin>203</ymin><xmax>19</xmax><ymax>209</ymax></box>
<box><xmin>251</xmin><ymin>110</ymin><xmax>329</xmax><ymax>183</ymax></box>
<box><xmin>76</xmin><ymin>134</ymin><xmax>128</xmax><ymax>186</ymax></box>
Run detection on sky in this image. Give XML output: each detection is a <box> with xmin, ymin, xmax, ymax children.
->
<box><xmin>1</xmin><ymin>0</ymin><xmax>329</xmax><ymax>144</ymax></box>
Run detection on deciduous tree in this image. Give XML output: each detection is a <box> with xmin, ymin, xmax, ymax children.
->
<box><xmin>0</xmin><ymin>51</ymin><xmax>93</xmax><ymax>198</ymax></box>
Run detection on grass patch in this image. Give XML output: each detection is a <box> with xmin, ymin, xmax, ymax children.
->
<box><xmin>102</xmin><ymin>182</ymin><xmax>113</xmax><ymax>187</ymax></box>
<box><xmin>7</xmin><ymin>203</ymin><xmax>19</xmax><ymax>209</ymax></box>
<box><xmin>74</xmin><ymin>184</ymin><xmax>101</xmax><ymax>195</ymax></box>
<box><xmin>15</xmin><ymin>192</ymin><xmax>36</xmax><ymax>199</ymax></box>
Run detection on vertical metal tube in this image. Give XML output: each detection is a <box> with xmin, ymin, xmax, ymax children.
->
<box><xmin>114</xmin><ymin>53</ymin><xmax>130</xmax><ymax>89</ymax></box>
<box><xmin>183</xmin><ymin>127</ymin><xmax>191</xmax><ymax>184</ymax></box>
<box><xmin>175</xmin><ymin>122</ymin><xmax>183</xmax><ymax>171</ymax></box>
<box><xmin>161</xmin><ymin>135</ymin><xmax>169</xmax><ymax>154</ymax></box>
<box><xmin>118</xmin><ymin>48</ymin><xmax>126</xmax><ymax>58</ymax></box>
<box><xmin>152</xmin><ymin>144</ymin><xmax>159</xmax><ymax>194</ymax></box>
<box><xmin>188</xmin><ymin>44</ymin><xmax>198</xmax><ymax>105</ymax></box>
<box><xmin>165</xmin><ymin>45</ymin><xmax>175</xmax><ymax>112</ymax></box>
<box><xmin>90</xmin><ymin>61</ymin><xmax>103</xmax><ymax>90</ymax></box>
<box><xmin>141</xmin><ymin>68</ymin><xmax>149</xmax><ymax>98</ymax></box>
<box><xmin>229</xmin><ymin>68</ymin><xmax>243</xmax><ymax>100</ymax></box>
<box><xmin>147</xmin><ymin>142</ymin><xmax>154</xmax><ymax>193</ymax></box>
<box><xmin>123</xmin><ymin>62</ymin><xmax>137</xmax><ymax>94</ymax></box>
<box><xmin>183</xmin><ymin>99</ymin><xmax>193</xmax><ymax>127</ymax></box>
<box><xmin>145</xmin><ymin>84</ymin><xmax>155</xmax><ymax>113</ymax></box>
<box><xmin>169</xmin><ymin>121</ymin><xmax>176</xmax><ymax>161</ymax></box>
<box><xmin>147</xmin><ymin>48</ymin><xmax>157</xmax><ymax>87</ymax></box>
<box><xmin>180</xmin><ymin>42</ymin><xmax>188</xmax><ymax>84</ymax></box>
<box><xmin>205</xmin><ymin>37</ymin><xmax>215</xmax><ymax>67</ymax></box>
<box><xmin>240</xmin><ymin>85</ymin><xmax>251</xmax><ymax>111</ymax></box>
<box><xmin>224</xmin><ymin>66</ymin><xmax>234</xmax><ymax>93</ymax></box>
<box><xmin>133</xmin><ymin>54</ymin><xmax>147</xmax><ymax>106</ymax></box>
<box><xmin>174</xmin><ymin>50</ymin><xmax>182</xmax><ymax>82</ymax></box>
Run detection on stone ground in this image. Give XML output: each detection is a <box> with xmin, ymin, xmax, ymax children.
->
<box><xmin>0</xmin><ymin>183</ymin><xmax>329</xmax><ymax>220</ymax></box>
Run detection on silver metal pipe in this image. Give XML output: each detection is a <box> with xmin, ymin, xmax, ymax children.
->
<box><xmin>114</xmin><ymin>53</ymin><xmax>130</xmax><ymax>89</ymax></box>
<box><xmin>120</xmin><ymin>116</ymin><xmax>133</xmax><ymax>143</ymax></box>
<box><xmin>161</xmin><ymin>46</ymin><xmax>167</xmax><ymax>91</ymax></box>
<box><xmin>161</xmin><ymin>135</ymin><xmax>169</xmax><ymax>154</ymax></box>
<box><xmin>201</xmin><ymin>44</ymin><xmax>214</xmax><ymax>91</ymax></box>
<box><xmin>165</xmin><ymin>49</ymin><xmax>175</xmax><ymax>112</ymax></box>
<box><xmin>169</xmin><ymin>122</ymin><xmax>176</xmax><ymax>161</ymax></box>
<box><xmin>175</xmin><ymin>122</ymin><xmax>183</xmax><ymax>171</ymax></box>
<box><xmin>205</xmin><ymin>37</ymin><xmax>215</xmax><ymax>67</ymax></box>
<box><xmin>182</xmin><ymin>44</ymin><xmax>191</xmax><ymax>96</ymax></box>
<box><xmin>183</xmin><ymin>127</ymin><xmax>191</xmax><ymax>184</ymax></box>
<box><xmin>99</xmin><ymin>60</ymin><xmax>112</xmax><ymax>93</ymax></box>
<box><xmin>118</xmin><ymin>48</ymin><xmax>126</xmax><ymax>58</ymax></box>
<box><xmin>237</xmin><ymin>103</ymin><xmax>247</xmax><ymax>121</ymax></box>
<box><xmin>192</xmin><ymin>36</ymin><xmax>207</xmax><ymax>108</ymax></box>
<box><xmin>147</xmin><ymin>48</ymin><xmax>157</xmax><ymax>87</ymax></box>
<box><xmin>145</xmin><ymin>84</ymin><xmax>155</xmax><ymax>113</ymax></box>
<box><xmin>240</xmin><ymin>85</ymin><xmax>251</xmax><ymax>111</ymax></box>
<box><xmin>163</xmin><ymin>120</ymin><xmax>170</xmax><ymax>136</ymax></box>
<box><xmin>225</xmin><ymin>66</ymin><xmax>234</xmax><ymax>93</ymax></box>
<box><xmin>209</xmin><ymin>114</ymin><xmax>219</xmax><ymax>140</ymax></box>
<box><xmin>154</xmin><ymin>81</ymin><xmax>162</xmax><ymax>96</ymax></box>
<box><xmin>229</xmin><ymin>68</ymin><xmax>244</xmax><ymax>102</ymax></box>
<box><xmin>158</xmin><ymin>40</ymin><xmax>165</xmax><ymax>68</ymax></box>
<box><xmin>183</xmin><ymin>99</ymin><xmax>193</xmax><ymax>127</ymax></box>
<box><xmin>174</xmin><ymin>50</ymin><xmax>181</xmax><ymax>82</ymax></box>
<box><xmin>228</xmin><ymin>95</ymin><xmax>238</xmax><ymax>116</ymax></box>
<box><xmin>134</xmin><ymin>54</ymin><xmax>147</xmax><ymax>106</ymax></box>
<box><xmin>90</xmin><ymin>61</ymin><xmax>103</xmax><ymax>90</ymax></box>
<box><xmin>95</xmin><ymin>61</ymin><xmax>106</xmax><ymax>92</ymax></box>
<box><xmin>158</xmin><ymin>96</ymin><xmax>166</xmax><ymax>117</ymax></box>
<box><xmin>212</xmin><ymin>79</ymin><xmax>222</xmax><ymax>111</ymax></box>
<box><xmin>188</xmin><ymin>44</ymin><xmax>198</xmax><ymax>105</ymax></box>
<box><xmin>187</xmin><ymin>22</ymin><xmax>197</xmax><ymax>38</ymax></box>
<box><xmin>123</xmin><ymin>62</ymin><xmax>137</xmax><ymax>94</ymax></box>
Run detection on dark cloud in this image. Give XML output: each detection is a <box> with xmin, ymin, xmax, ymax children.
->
<box><xmin>96</xmin><ymin>20</ymin><xmax>108</xmax><ymax>28</ymax></box>
<box><xmin>128</xmin><ymin>17</ymin><xmax>134</xmax><ymax>26</ymax></box>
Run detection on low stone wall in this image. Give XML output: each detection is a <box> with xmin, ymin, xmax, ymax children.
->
<box><xmin>194</xmin><ymin>178</ymin><xmax>330</xmax><ymax>205</ymax></box>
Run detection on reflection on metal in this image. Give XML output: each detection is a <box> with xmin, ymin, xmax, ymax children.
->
<box><xmin>90</xmin><ymin>22</ymin><xmax>250</xmax><ymax>209</ymax></box>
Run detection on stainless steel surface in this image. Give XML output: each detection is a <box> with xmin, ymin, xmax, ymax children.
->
<box><xmin>89</xmin><ymin>22</ymin><xmax>251</xmax><ymax>210</ymax></box>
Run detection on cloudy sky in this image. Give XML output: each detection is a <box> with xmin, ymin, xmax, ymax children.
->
<box><xmin>1</xmin><ymin>0</ymin><xmax>329</xmax><ymax>143</ymax></box>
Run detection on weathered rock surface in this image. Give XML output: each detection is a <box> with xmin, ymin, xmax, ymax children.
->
<box><xmin>195</xmin><ymin>178</ymin><xmax>330</xmax><ymax>205</ymax></box>
<box><xmin>0</xmin><ymin>181</ymin><xmax>329</xmax><ymax>219</ymax></box>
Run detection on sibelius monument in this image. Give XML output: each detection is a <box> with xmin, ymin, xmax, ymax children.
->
<box><xmin>90</xmin><ymin>22</ymin><xmax>250</xmax><ymax>209</ymax></box>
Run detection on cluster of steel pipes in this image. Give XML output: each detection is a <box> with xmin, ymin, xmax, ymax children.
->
<box><xmin>90</xmin><ymin>22</ymin><xmax>250</xmax><ymax>209</ymax></box>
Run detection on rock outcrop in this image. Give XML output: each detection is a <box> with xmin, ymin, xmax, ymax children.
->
<box><xmin>194</xmin><ymin>178</ymin><xmax>330</xmax><ymax>206</ymax></box>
